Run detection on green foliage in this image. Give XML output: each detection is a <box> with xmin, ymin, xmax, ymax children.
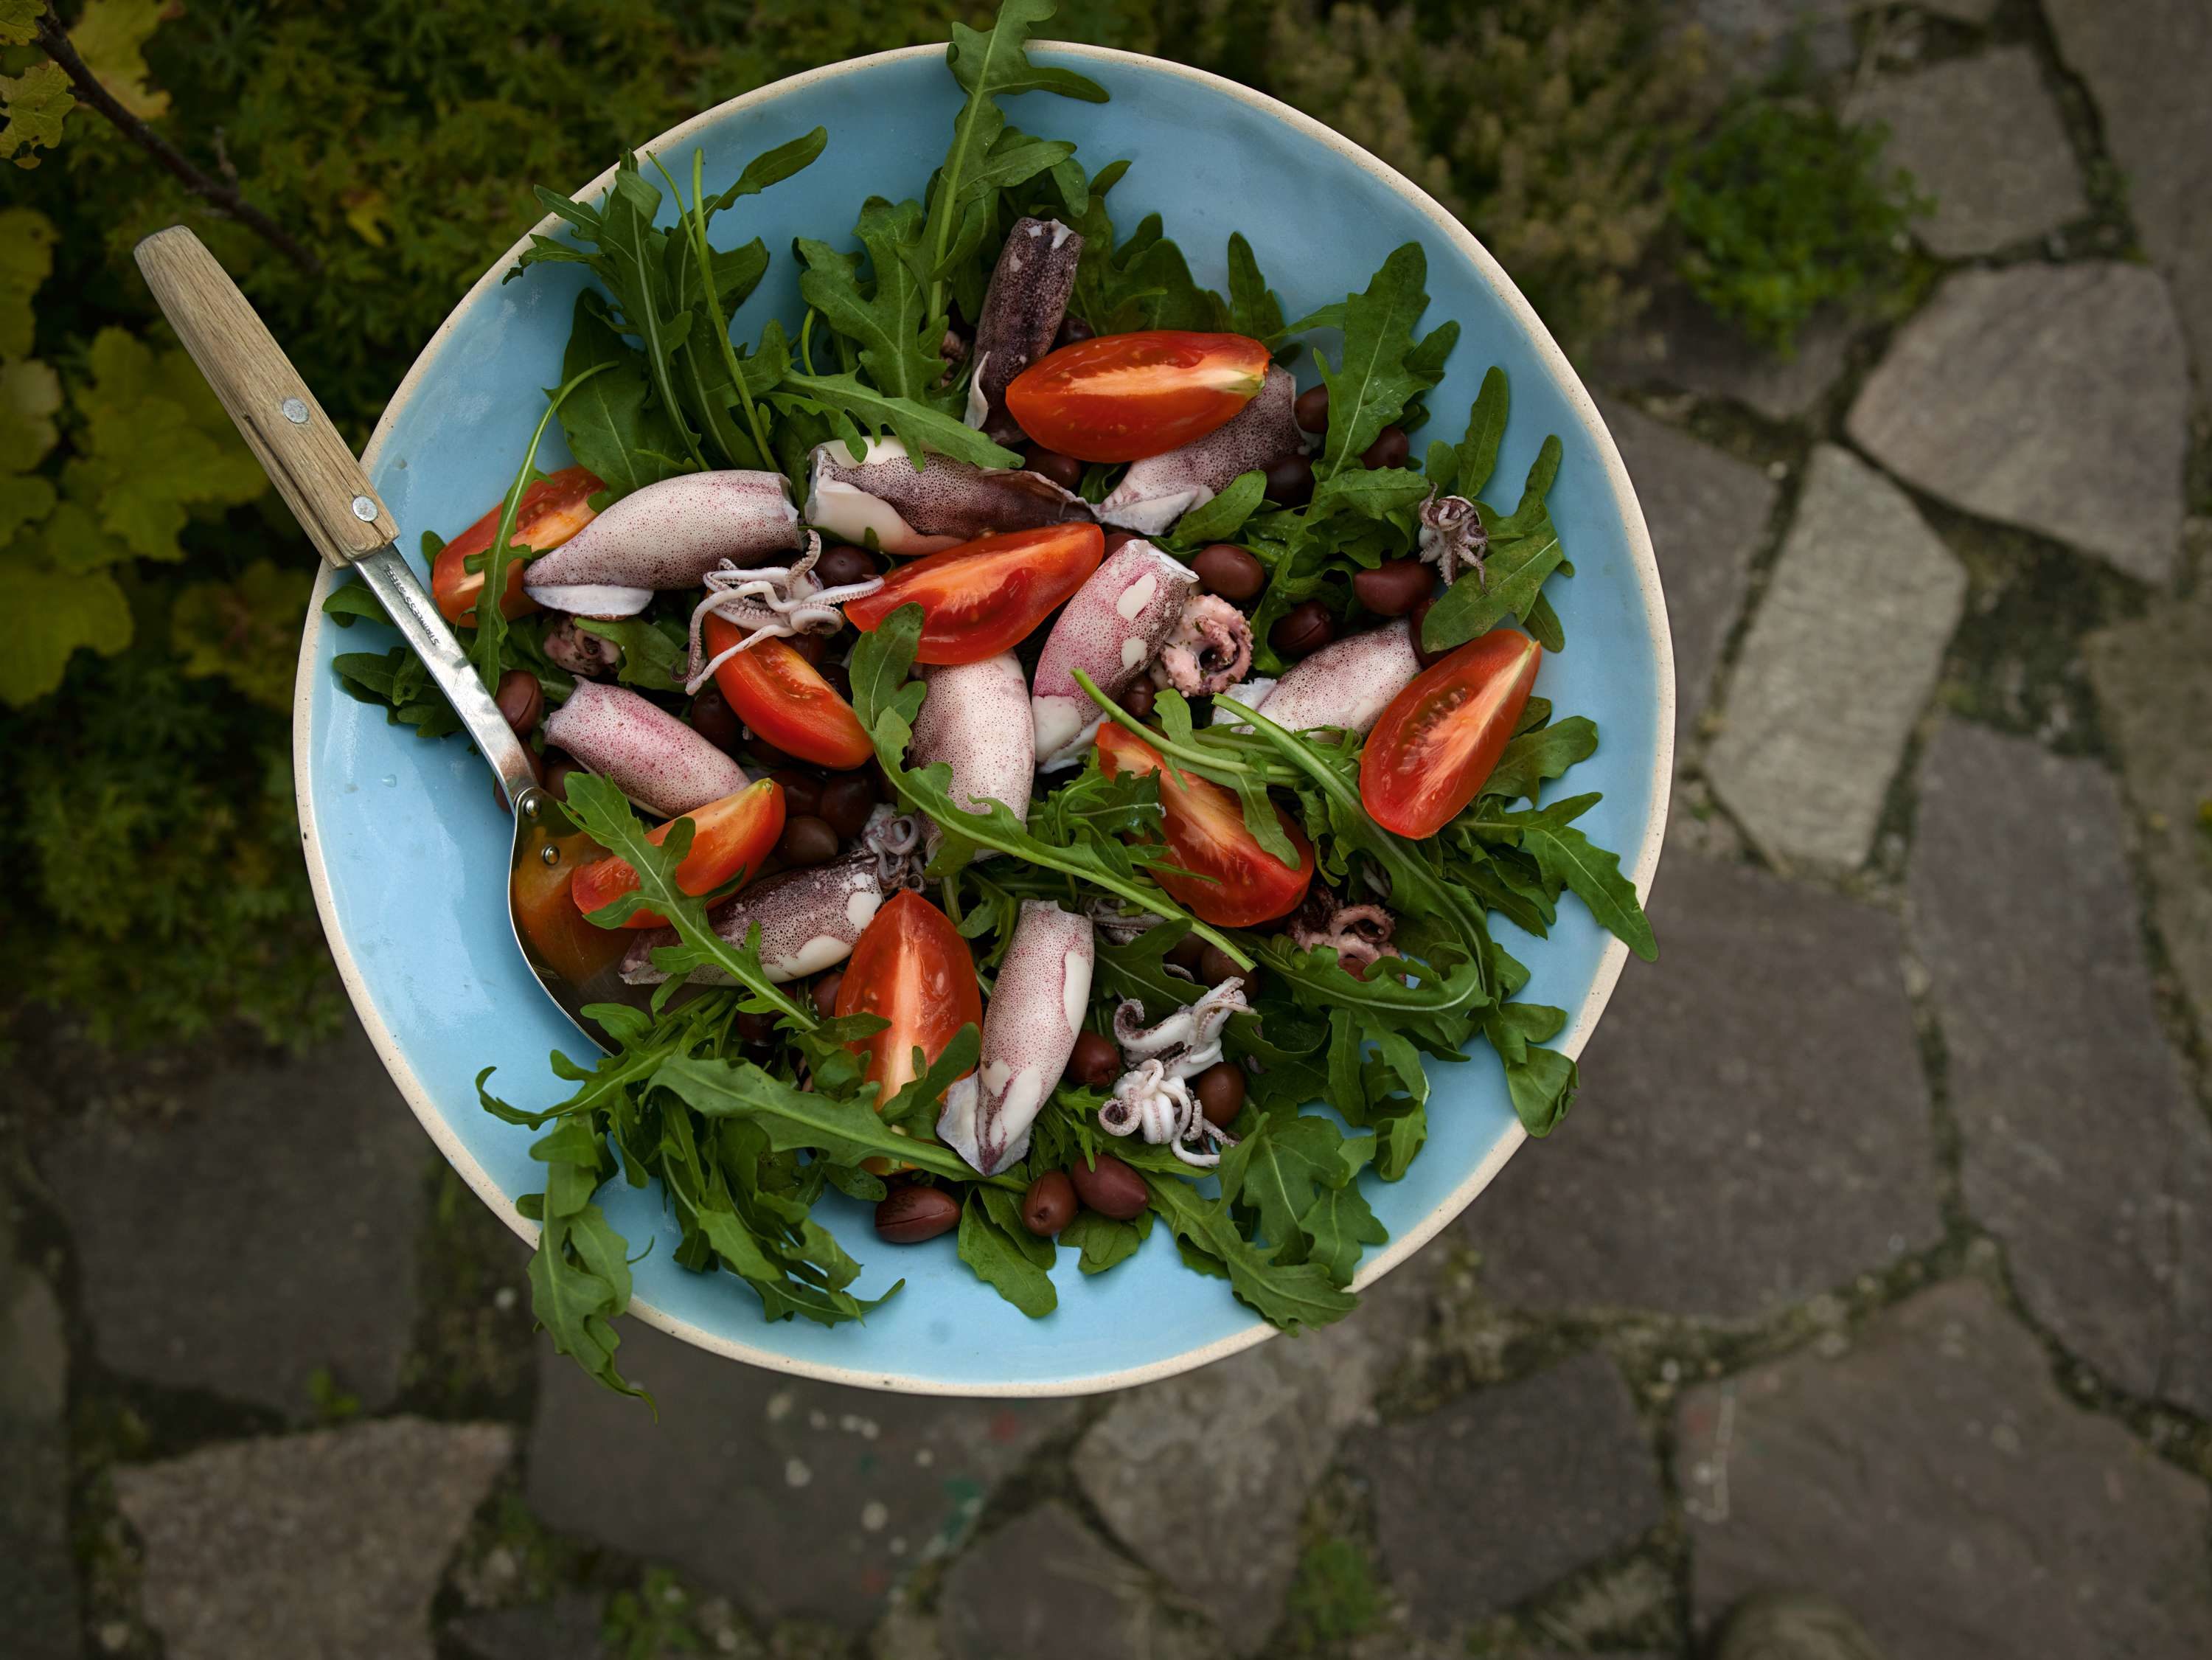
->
<box><xmin>1669</xmin><ymin>99</ymin><xmax>1926</xmax><ymax>353</ymax></box>
<box><xmin>1285</xmin><ymin>1532</ymin><xmax>1385</xmax><ymax>1647</ymax></box>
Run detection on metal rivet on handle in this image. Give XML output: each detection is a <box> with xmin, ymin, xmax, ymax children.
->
<box><xmin>351</xmin><ymin>496</ymin><xmax>378</xmax><ymax>522</ymax></box>
<box><xmin>540</xmin><ymin>845</ymin><xmax>560</xmax><ymax>867</ymax></box>
<box><xmin>280</xmin><ymin>397</ymin><xmax>309</xmax><ymax>425</ymax></box>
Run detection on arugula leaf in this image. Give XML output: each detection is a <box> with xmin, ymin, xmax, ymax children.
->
<box><xmin>707</xmin><ymin>125</ymin><xmax>830</xmax><ymax>210</ymax></box>
<box><xmin>524</xmin><ymin>1119</ymin><xmax>650</xmax><ymax>1406</ymax></box>
<box><xmin>1299</xmin><ymin>1177</ymin><xmax>1387</xmax><ymax>1284</ymax></box>
<box><xmin>1315</xmin><ymin>243</ymin><xmax>1433</xmax><ymax>478</ymax></box>
<box><xmin>572</xmin><ymin>614</ymin><xmax>688</xmax><ymax>692</ymax></box>
<box><xmin>796</xmin><ymin>195</ymin><xmax>943</xmax><ymax>403</ymax></box>
<box><xmin>330</xmin><ymin>647</ymin><xmax>462</xmax><ymax>738</ymax></box>
<box><xmin>1217</xmin><ymin>1108</ymin><xmax>1350</xmax><ymax>1263</ymax></box>
<box><xmin>959</xmin><ymin>1190</ymin><xmax>1057</xmax><ymax>1316</ymax></box>
<box><xmin>1420</xmin><ymin>436</ymin><xmax>1569</xmax><ymax>653</ymax></box>
<box><xmin>1060</xmin><ymin>1207</ymin><xmax>1152</xmax><ymax>1275</ymax></box>
<box><xmin>557</xmin><ymin>291</ymin><xmax>688</xmax><ymax>501</ymax></box>
<box><xmin>1468</xmin><ymin>793</ymin><xmax>1656</xmax><ymax>960</ymax></box>
<box><xmin>1481</xmin><ymin>715</ymin><xmax>1599</xmax><ymax>804</ymax></box>
<box><xmin>774</xmin><ymin>370</ymin><xmax>1022</xmax><ymax>469</ymax></box>
<box><xmin>1226</xmin><ymin>233</ymin><xmax>1287</xmax><ymax>345</ymax></box>
<box><xmin>1167</xmin><ymin>470</ymin><xmax>1266</xmax><ymax>546</ymax></box>
<box><xmin>1144</xmin><ymin>1175</ymin><xmax>1356</xmax><ymax>1333</ymax></box>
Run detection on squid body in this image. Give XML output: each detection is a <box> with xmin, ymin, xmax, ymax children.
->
<box><xmin>523</xmin><ymin>471</ymin><xmax>800</xmax><ymax>617</ymax></box>
<box><xmin>806</xmin><ymin>438</ymin><xmax>1093</xmax><ymax>555</ymax></box>
<box><xmin>939</xmin><ymin>901</ymin><xmax>1094</xmax><ymax>1176</ymax></box>
<box><xmin>1099</xmin><ymin>367</ymin><xmax>1303</xmax><ymax>536</ymax></box>
<box><xmin>964</xmin><ymin>216</ymin><xmax>1082</xmax><ymax>442</ymax></box>
<box><xmin>1029</xmin><ymin>540</ymin><xmax>1198</xmax><ymax>766</ymax></box>
<box><xmin>909</xmin><ymin>653</ymin><xmax>1035</xmax><ymax>852</ymax></box>
<box><xmin>1215</xmin><ymin>620</ymin><xmax>1421</xmax><ymax>737</ymax></box>
<box><xmin>541</xmin><ymin>681</ymin><xmax>747</xmax><ymax>816</ymax></box>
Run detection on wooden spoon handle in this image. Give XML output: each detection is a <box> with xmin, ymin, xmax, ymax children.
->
<box><xmin>133</xmin><ymin>226</ymin><xmax>397</xmax><ymax>568</ymax></box>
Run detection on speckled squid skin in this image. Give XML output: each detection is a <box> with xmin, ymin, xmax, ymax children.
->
<box><xmin>619</xmin><ymin>853</ymin><xmax>887</xmax><ymax>986</ymax></box>
<box><xmin>910</xmin><ymin>653</ymin><xmax>1035</xmax><ymax>850</ymax></box>
<box><xmin>1241</xmin><ymin>619</ymin><xmax>1420</xmax><ymax>736</ymax></box>
<box><xmin>804</xmin><ymin>437</ymin><xmax>1093</xmax><ymax>555</ymax></box>
<box><xmin>938</xmin><ymin>901</ymin><xmax>1094</xmax><ymax>1175</ymax></box>
<box><xmin>1029</xmin><ymin>541</ymin><xmax>1198</xmax><ymax>765</ymax></box>
<box><xmin>1098</xmin><ymin>367</ymin><xmax>1302</xmax><ymax>535</ymax></box>
<box><xmin>540</xmin><ymin>681</ymin><xmax>748</xmax><ymax>817</ymax></box>
<box><xmin>522</xmin><ymin>471</ymin><xmax>800</xmax><ymax>617</ymax></box>
<box><xmin>964</xmin><ymin>217</ymin><xmax>1082</xmax><ymax>442</ymax></box>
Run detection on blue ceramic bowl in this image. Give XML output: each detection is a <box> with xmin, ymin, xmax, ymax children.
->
<box><xmin>296</xmin><ymin>44</ymin><xmax>1670</xmax><ymax>1395</ymax></box>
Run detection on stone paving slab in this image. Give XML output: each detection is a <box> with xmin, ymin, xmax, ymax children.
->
<box><xmin>1916</xmin><ymin>0</ymin><xmax>1997</xmax><ymax>20</ymax></box>
<box><xmin>1596</xmin><ymin>397</ymin><xmax>1775</xmax><ymax>739</ymax></box>
<box><xmin>1846</xmin><ymin>263</ymin><xmax>2191</xmax><ymax>584</ymax></box>
<box><xmin>1907</xmin><ymin>720</ymin><xmax>2212</xmax><ymax>1414</ymax></box>
<box><xmin>1598</xmin><ymin>289</ymin><xmax>1862</xmax><ymax>424</ymax></box>
<box><xmin>1461</xmin><ymin>846</ymin><xmax>1942</xmax><ymax>1319</ymax></box>
<box><xmin>941</xmin><ymin>1501</ymin><xmax>1219</xmax><ymax>1660</ymax></box>
<box><xmin>2046</xmin><ymin>0</ymin><xmax>2212</xmax><ymax>389</ymax></box>
<box><xmin>1679</xmin><ymin>1279</ymin><xmax>2212</xmax><ymax>1658</ymax></box>
<box><xmin>1691</xmin><ymin>0</ymin><xmax>1856</xmax><ymax>80</ymax></box>
<box><xmin>1845</xmin><ymin>47</ymin><xmax>2087</xmax><ymax>257</ymax></box>
<box><xmin>2086</xmin><ymin>591</ymin><xmax>2212</xmax><ymax>1042</ymax></box>
<box><xmin>39</xmin><ymin>1015</ymin><xmax>430</xmax><ymax>1417</ymax></box>
<box><xmin>1705</xmin><ymin>444</ymin><xmax>1966</xmax><ymax>872</ymax></box>
<box><xmin>1</xmin><ymin>1224</ymin><xmax>77</xmax><ymax>1660</ymax></box>
<box><xmin>114</xmin><ymin>1417</ymin><xmax>512</xmax><ymax>1660</ymax></box>
<box><xmin>448</xmin><ymin>1593</ymin><xmax>608</xmax><ymax>1660</ymax></box>
<box><xmin>1072</xmin><ymin>1263</ymin><xmax>1431</xmax><ymax>1655</ymax></box>
<box><xmin>1354</xmin><ymin>1352</ymin><xmax>1663</xmax><ymax>1633</ymax></box>
<box><xmin>527</xmin><ymin>1321</ymin><xmax>1077</xmax><ymax>1633</ymax></box>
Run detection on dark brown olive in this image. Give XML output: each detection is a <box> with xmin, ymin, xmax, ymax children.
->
<box><xmin>811</xmin><ymin>969</ymin><xmax>844</xmax><ymax>1019</ymax></box>
<box><xmin>815</xmin><ymin>544</ymin><xmax>880</xmax><ymax>588</ymax></box>
<box><xmin>1198</xmin><ymin>943</ymin><xmax>1262</xmax><ymax>1000</ymax></box>
<box><xmin>1166</xmin><ymin>931</ymin><xmax>1210</xmax><ymax>973</ymax></box>
<box><xmin>787</xmin><ymin>631</ymin><xmax>830</xmax><ymax>667</ymax></box>
<box><xmin>1269</xmin><ymin>600</ymin><xmax>1335</xmax><ymax>660</ymax></box>
<box><xmin>1023</xmin><ymin>445</ymin><xmax>1086</xmax><ymax>492</ymax></box>
<box><xmin>1352</xmin><ymin>558</ymin><xmax>1433</xmax><ymax>618</ymax></box>
<box><xmin>1194</xmin><ymin>1061</ymin><xmax>1246</xmax><ymax>1128</ymax></box>
<box><xmin>1360</xmin><ymin>424</ymin><xmax>1411</xmax><ymax>470</ymax></box>
<box><xmin>541</xmin><ymin>751</ymin><xmax>582</xmax><ymax>802</ymax></box>
<box><xmin>817</xmin><ymin>660</ymin><xmax>855</xmax><ymax>702</ymax></box>
<box><xmin>1263</xmin><ymin>450</ymin><xmax>1315</xmax><ymax>507</ymax></box>
<box><xmin>866</xmin><ymin>759</ymin><xmax>895</xmax><ymax>802</ymax></box>
<box><xmin>1056</xmin><ymin>316</ymin><xmax>1096</xmax><ymax>347</ymax></box>
<box><xmin>817</xmin><ymin>773</ymin><xmax>878</xmax><ymax>841</ymax></box>
<box><xmin>745</xmin><ymin>733</ymin><xmax>795</xmax><ymax>771</ymax></box>
<box><xmin>1020</xmin><ymin>1171</ymin><xmax>1079</xmax><ymax>1236</ymax></box>
<box><xmin>737</xmin><ymin>1009</ymin><xmax>780</xmax><ymax>1046</ymax></box>
<box><xmin>1119</xmin><ymin>679</ymin><xmax>1156</xmax><ymax>720</ymax></box>
<box><xmin>1192</xmin><ymin>542</ymin><xmax>1265</xmax><ymax>602</ymax></box>
<box><xmin>1408</xmin><ymin>596</ymin><xmax>1451</xmax><ymax>669</ymax></box>
<box><xmin>1065</xmin><ymin>1029</ymin><xmax>1121</xmax><ymax>1088</ymax></box>
<box><xmin>770</xmin><ymin>768</ymin><xmax>822</xmax><ymax>820</ymax></box>
<box><xmin>1293</xmin><ymin>384</ymin><xmax>1329</xmax><ymax>434</ymax></box>
<box><xmin>875</xmin><ymin>1184</ymin><xmax>961</xmax><ymax>1243</ymax></box>
<box><xmin>689</xmin><ymin>685</ymin><xmax>744</xmax><ymax>752</ymax></box>
<box><xmin>1069</xmin><ymin>1151</ymin><xmax>1149</xmax><ymax>1220</ymax></box>
<box><xmin>779</xmin><ymin>815</ymin><xmax>840</xmax><ymax>867</ymax></box>
<box><xmin>1102</xmin><ymin>527</ymin><xmax>1138</xmax><ymax>558</ymax></box>
<box><xmin>495</xmin><ymin>668</ymin><xmax>543</xmax><ymax>737</ymax></box>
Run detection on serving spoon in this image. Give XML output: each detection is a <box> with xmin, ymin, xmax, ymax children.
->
<box><xmin>136</xmin><ymin>226</ymin><xmax>649</xmax><ymax>1048</ymax></box>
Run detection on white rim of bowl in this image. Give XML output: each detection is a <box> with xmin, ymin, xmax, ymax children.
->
<box><xmin>293</xmin><ymin>41</ymin><xmax>1674</xmax><ymax>1397</ymax></box>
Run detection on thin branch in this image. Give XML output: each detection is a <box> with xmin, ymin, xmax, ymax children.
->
<box><xmin>33</xmin><ymin>8</ymin><xmax>323</xmax><ymax>276</ymax></box>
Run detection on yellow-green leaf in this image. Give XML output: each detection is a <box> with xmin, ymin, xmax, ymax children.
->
<box><xmin>36</xmin><ymin>497</ymin><xmax>133</xmax><ymax>573</ymax></box>
<box><xmin>0</xmin><ymin>356</ymin><xmax>60</xmax><ymax>471</ymax></box>
<box><xmin>1</xmin><ymin>60</ymin><xmax>74</xmax><ymax>168</ymax></box>
<box><xmin>170</xmin><ymin>558</ymin><xmax>313</xmax><ymax>709</ymax></box>
<box><xmin>0</xmin><ymin>550</ymin><xmax>132</xmax><ymax>705</ymax></box>
<box><xmin>70</xmin><ymin>0</ymin><xmax>175</xmax><ymax>121</ymax></box>
<box><xmin>0</xmin><ymin>0</ymin><xmax>44</xmax><ymax>47</ymax></box>
<box><xmin>0</xmin><ymin>472</ymin><xmax>54</xmax><ymax>541</ymax></box>
<box><xmin>0</xmin><ymin>206</ymin><xmax>56</xmax><ymax>358</ymax></box>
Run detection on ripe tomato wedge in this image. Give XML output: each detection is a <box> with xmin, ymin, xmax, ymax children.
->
<box><xmin>702</xmin><ymin>619</ymin><xmax>874</xmax><ymax>770</ymax></box>
<box><xmin>431</xmin><ymin>465</ymin><xmax>602</xmax><ymax>626</ymax></box>
<box><xmin>836</xmin><ymin>891</ymin><xmax>983</xmax><ymax>1102</ymax></box>
<box><xmin>511</xmin><ymin>818</ymin><xmax>629</xmax><ymax>987</ymax></box>
<box><xmin>1360</xmin><ymin>628</ymin><xmax>1542</xmax><ymax>838</ymax></box>
<box><xmin>1004</xmin><ymin>330</ymin><xmax>1271</xmax><ymax>462</ymax></box>
<box><xmin>569</xmin><ymin>777</ymin><xmax>786</xmax><ymax>929</ymax></box>
<box><xmin>844</xmin><ymin>523</ymin><xmax>1103</xmax><ymax>665</ymax></box>
<box><xmin>1095</xmin><ymin>723</ymin><xmax>1315</xmax><ymax>927</ymax></box>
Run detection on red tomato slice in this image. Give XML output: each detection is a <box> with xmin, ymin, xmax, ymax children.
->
<box><xmin>703</xmin><ymin>621</ymin><xmax>874</xmax><ymax>771</ymax></box>
<box><xmin>569</xmin><ymin>778</ymin><xmax>786</xmax><ymax>929</ymax></box>
<box><xmin>511</xmin><ymin>819</ymin><xmax>629</xmax><ymax>987</ymax></box>
<box><xmin>844</xmin><ymin>523</ymin><xmax>1103</xmax><ymax>665</ymax></box>
<box><xmin>1095</xmin><ymin>723</ymin><xmax>1315</xmax><ymax>927</ymax></box>
<box><xmin>836</xmin><ymin>890</ymin><xmax>983</xmax><ymax>1102</ymax></box>
<box><xmin>1004</xmin><ymin>330</ymin><xmax>1272</xmax><ymax>462</ymax></box>
<box><xmin>431</xmin><ymin>465</ymin><xmax>602</xmax><ymax>626</ymax></box>
<box><xmin>1360</xmin><ymin>629</ymin><xmax>1542</xmax><ymax>838</ymax></box>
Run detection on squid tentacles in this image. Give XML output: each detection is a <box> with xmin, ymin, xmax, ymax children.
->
<box><xmin>522</xmin><ymin>471</ymin><xmax>801</xmax><ymax>618</ymax></box>
<box><xmin>939</xmin><ymin>901</ymin><xmax>1094</xmax><ymax>1176</ymax></box>
<box><xmin>1097</xmin><ymin>981</ymin><xmax>1249</xmax><ymax>1167</ymax></box>
<box><xmin>1286</xmin><ymin>886</ymin><xmax>1398</xmax><ymax>979</ymax></box>
<box><xmin>1153</xmin><ymin>593</ymin><xmax>1254</xmax><ymax>697</ymax></box>
<box><xmin>679</xmin><ymin>535</ymin><xmax>885</xmax><ymax>694</ymax></box>
<box><xmin>805</xmin><ymin>438</ymin><xmax>1093</xmax><ymax>556</ymax></box>
<box><xmin>1417</xmin><ymin>492</ymin><xmax>1488</xmax><ymax>586</ymax></box>
<box><xmin>1212</xmin><ymin>620</ymin><xmax>1420</xmax><ymax>737</ymax></box>
<box><xmin>1098</xmin><ymin>367</ymin><xmax>1302</xmax><ymax>536</ymax></box>
<box><xmin>909</xmin><ymin>653</ymin><xmax>1035</xmax><ymax>858</ymax></box>
<box><xmin>1029</xmin><ymin>540</ymin><xmax>1198</xmax><ymax>767</ymax></box>
<box><xmin>541</xmin><ymin>681</ymin><xmax>748</xmax><ymax>818</ymax></box>
<box><xmin>964</xmin><ymin>216</ymin><xmax>1082</xmax><ymax>442</ymax></box>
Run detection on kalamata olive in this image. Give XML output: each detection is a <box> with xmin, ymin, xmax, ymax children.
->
<box><xmin>1065</xmin><ymin>1029</ymin><xmax>1121</xmax><ymax>1088</ymax></box>
<box><xmin>1408</xmin><ymin>596</ymin><xmax>1452</xmax><ymax>669</ymax></box>
<box><xmin>495</xmin><ymin>668</ymin><xmax>543</xmax><ymax>737</ymax></box>
<box><xmin>1192</xmin><ymin>542</ymin><xmax>1265</xmax><ymax>602</ymax></box>
<box><xmin>737</xmin><ymin>1009</ymin><xmax>780</xmax><ymax>1045</ymax></box>
<box><xmin>1102</xmin><ymin>528</ymin><xmax>1138</xmax><ymax>557</ymax></box>
<box><xmin>1023</xmin><ymin>445</ymin><xmax>1086</xmax><ymax>492</ymax></box>
<box><xmin>1069</xmin><ymin>1151</ymin><xmax>1149</xmax><ymax>1220</ymax></box>
<box><xmin>1269</xmin><ymin>600</ymin><xmax>1335</xmax><ymax>659</ymax></box>
<box><xmin>771</xmin><ymin>768</ymin><xmax>823</xmax><ymax>820</ymax></box>
<box><xmin>745</xmin><ymin>733</ymin><xmax>795</xmax><ymax>771</ymax></box>
<box><xmin>817</xmin><ymin>660</ymin><xmax>854</xmax><ymax>702</ymax></box>
<box><xmin>541</xmin><ymin>751</ymin><xmax>582</xmax><ymax>802</ymax></box>
<box><xmin>1198</xmin><ymin>943</ymin><xmax>1262</xmax><ymax>1000</ymax></box>
<box><xmin>779</xmin><ymin>815</ymin><xmax>840</xmax><ymax>867</ymax></box>
<box><xmin>1056</xmin><ymin>316</ymin><xmax>1096</xmax><ymax>347</ymax></box>
<box><xmin>1020</xmin><ymin>1170</ymin><xmax>1078</xmax><ymax>1236</ymax></box>
<box><xmin>1263</xmin><ymin>451</ymin><xmax>1315</xmax><ymax>507</ymax></box>
<box><xmin>1361</xmin><ymin>424</ymin><xmax>1411</xmax><ymax>470</ymax></box>
<box><xmin>1293</xmin><ymin>384</ymin><xmax>1329</xmax><ymax>434</ymax></box>
<box><xmin>1352</xmin><ymin>558</ymin><xmax>1433</xmax><ymax>618</ymax></box>
<box><xmin>875</xmin><ymin>1184</ymin><xmax>961</xmax><ymax>1243</ymax></box>
<box><xmin>811</xmin><ymin>969</ymin><xmax>844</xmax><ymax>1019</ymax></box>
<box><xmin>815</xmin><ymin>544</ymin><xmax>880</xmax><ymax>588</ymax></box>
<box><xmin>1166</xmin><ymin>931</ymin><xmax>1210</xmax><ymax>973</ymax></box>
<box><xmin>1194</xmin><ymin>1061</ymin><xmax>1246</xmax><ymax>1128</ymax></box>
<box><xmin>689</xmin><ymin>685</ymin><xmax>744</xmax><ymax>752</ymax></box>
<box><xmin>1119</xmin><ymin>680</ymin><xmax>1156</xmax><ymax>720</ymax></box>
<box><xmin>788</xmin><ymin>631</ymin><xmax>830</xmax><ymax>667</ymax></box>
<box><xmin>817</xmin><ymin>773</ymin><xmax>877</xmax><ymax>841</ymax></box>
